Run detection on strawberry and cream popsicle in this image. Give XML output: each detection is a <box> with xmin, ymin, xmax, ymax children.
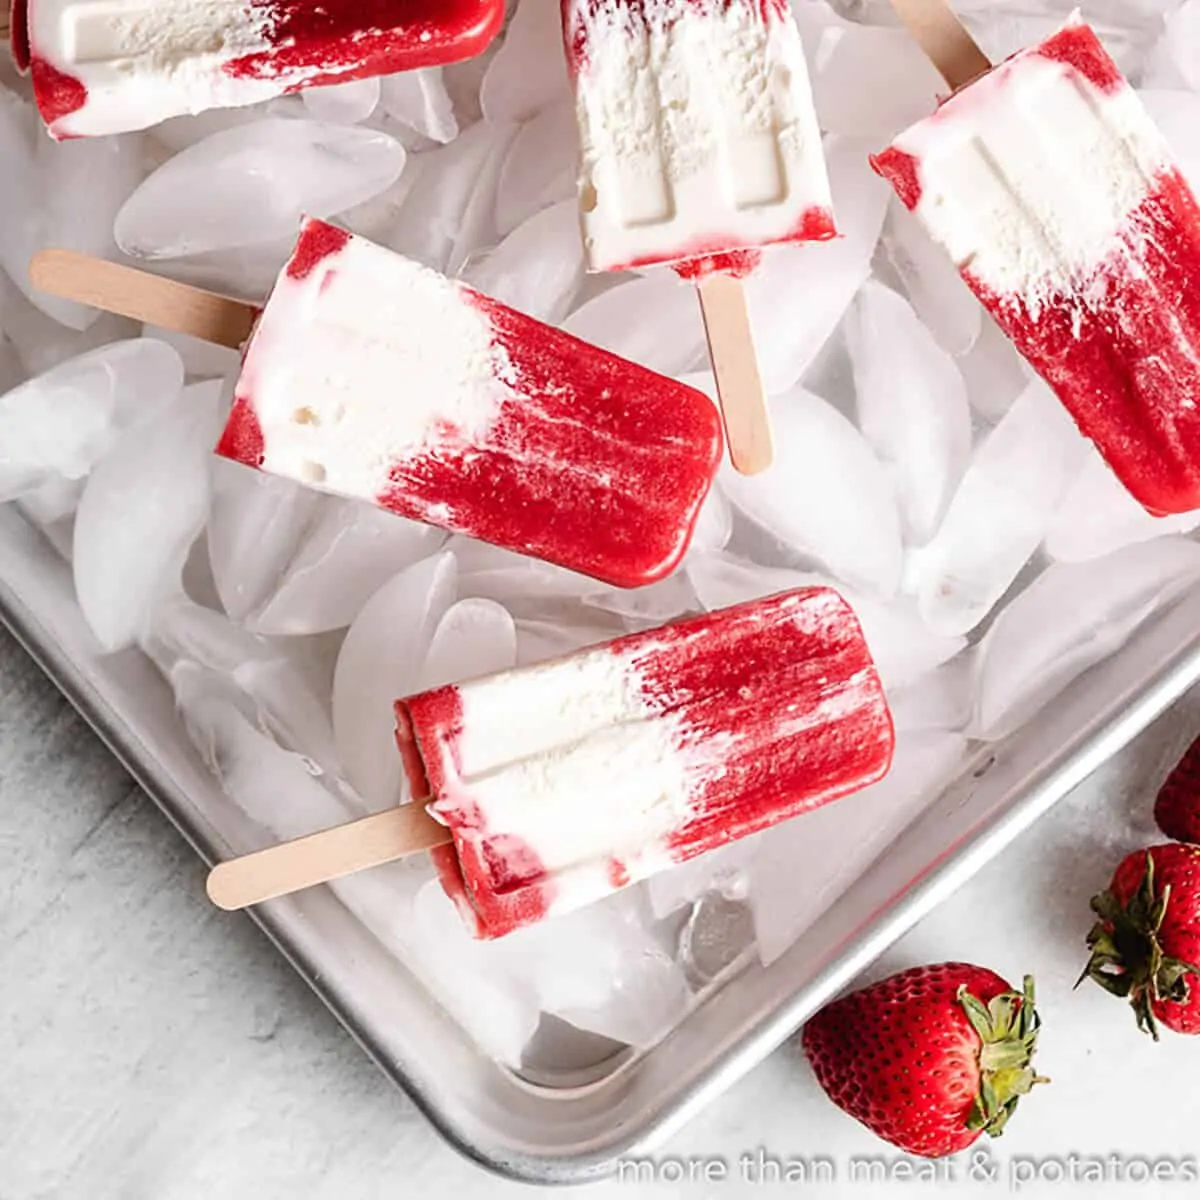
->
<box><xmin>396</xmin><ymin>587</ymin><xmax>895</xmax><ymax>939</ymax></box>
<box><xmin>217</xmin><ymin>218</ymin><xmax>724</xmax><ymax>589</ymax></box>
<box><xmin>872</xmin><ymin>16</ymin><xmax>1200</xmax><ymax>517</ymax></box>
<box><xmin>15</xmin><ymin>0</ymin><xmax>505</xmax><ymax>139</ymax></box>
<box><xmin>562</xmin><ymin>0</ymin><xmax>835</xmax><ymax>276</ymax></box>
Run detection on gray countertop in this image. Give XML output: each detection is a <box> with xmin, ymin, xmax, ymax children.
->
<box><xmin>6</xmin><ymin>623</ymin><xmax>1200</xmax><ymax>1200</ymax></box>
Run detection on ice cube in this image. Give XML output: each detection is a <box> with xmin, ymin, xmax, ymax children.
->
<box><xmin>909</xmin><ymin>380</ymin><xmax>1090</xmax><ymax>637</ymax></box>
<box><xmin>150</xmin><ymin>239</ymin><xmax>295</xmax><ymax>301</ymax></box>
<box><xmin>0</xmin><ymin>271</ymin><xmax>140</xmax><ymax>377</ymax></box>
<box><xmin>461</xmin><ymin>200</ymin><xmax>584</xmax><ymax>323</ymax></box>
<box><xmin>480</xmin><ymin>0</ymin><xmax>571</xmax><ymax>123</ymax></box>
<box><xmin>73</xmin><ymin>380</ymin><xmax>224</xmax><ymax>653</ymax></box>
<box><xmin>686</xmin><ymin>475</ymin><xmax>732</xmax><ymax>556</ymax></box>
<box><xmin>248</xmin><ymin>504</ymin><xmax>447</xmax><ymax>636</ymax></box>
<box><xmin>391</xmin><ymin>880</ymin><xmax>541</xmax><ymax>1066</ymax></box>
<box><xmin>887</xmin><ymin>653</ymin><xmax>975</xmax><ymax>733</ymax></box>
<box><xmin>451</xmin><ymin>536</ymin><xmax>598</xmax><ymax>613</ymax></box>
<box><xmin>31</xmin><ymin>134</ymin><xmax>145</xmax><ymax>331</ymax></box>
<box><xmin>956</xmin><ymin>311</ymin><xmax>1031</xmax><ymax>422</ymax></box>
<box><xmin>749</xmin><ymin>729</ymin><xmax>968</xmax><ymax>966</ymax></box>
<box><xmin>0</xmin><ymin>335</ymin><xmax>23</xmax><ymax>396</ymax></box>
<box><xmin>644</xmin><ymin>840</ymin><xmax>754</xmax><ymax>920</ymax></box>
<box><xmin>808</xmin><ymin>22</ymin><xmax>943</xmax><ymax>140</ymax></box>
<box><xmin>880</xmin><ymin>200</ymin><xmax>982</xmax><ymax>357</ymax></box>
<box><xmin>114</xmin><ymin>120</ymin><xmax>406</xmax><ymax>259</ymax></box>
<box><xmin>385</xmin><ymin>120</ymin><xmax>515</xmax><ymax>272</ymax></box>
<box><xmin>302</xmin><ymin>77</ymin><xmax>381</xmax><ymax>125</ymax></box>
<box><xmin>677</xmin><ymin>892</ymin><xmax>756</xmax><ymax>987</ymax></box>
<box><xmin>144</xmin><ymin>596</ymin><xmax>346</xmax><ymax>785</ymax></box>
<box><xmin>171</xmin><ymin>667</ymin><xmax>356</xmax><ymax>843</ymax></box>
<box><xmin>1138</xmin><ymin>91</ymin><xmax>1200</xmax><ymax>192</ymax></box>
<box><xmin>974</xmin><ymin>538</ymin><xmax>1200</xmax><ymax>740</ymax></box>
<box><xmin>379</xmin><ymin>68</ymin><xmax>459</xmax><ymax>144</ymax></box>
<box><xmin>514</xmin><ymin>614</ymin><xmax>625</xmax><ymax>664</ymax></box>
<box><xmin>494</xmin><ymin>103</ymin><xmax>578</xmax><ymax>236</ymax></box>
<box><xmin>142</xmin><ymin>325</ymin><xmax>242</xmax><ymax>381</ymax></box>
<box><xmin>1046</xmin><ymin>448</ymin><xmax>1200</xmax><ymax>564</ymax></box>
<box><xmin>718</xmin><ymin>388</ymin><xmax>904</xmax><ymax>596</ymax></box>
<box><xmin>419</xmin><ymin>598</ymin><xmax>519</xmax><ymax>689</ymax></box>
<box><xmin>846</xmin><ymin>280</ymin><xmax>972</xmax><ymax>544</ymax></box>
<box><xmin>0</xmin><ymin>90</ymin><xmax>144</xmax><ymax>331</ymax></box>
<box><xmin>580</xmin><ymin>570</ymin><xmax>699</xmax><ymax>631</ymax></box>
<box><xmin>562</xmin><ymin>271</ymin><xmax>707</xmax><ymax>377</ymax></box>
<box><xmin>0</xmin><ymin>339</ymin><xmax>184</xmax><ymax>503</ymax></box>
<box><xmin>745</xmin><ymin>137</ymin><xmax>890</xmax><ymax>394</ymax></box>
<box><xmin>331</xmin><ymin>552</ymin><xmax>458</xmax><ymax>810</ymax></box>
<box><xmin>686</xmin><ymin>553</ymin><xmax>961</xmax><ymax>690</ymax></box>
<box><xmin>503</xmin><ymin>891</ymin><xmax>691</xmax><ymax>1048</ymax></box>
<box><xmin>17</xmin><ymin>477</ymin><xmax>83</xmax><ymax>529</ymax></box>
<box><xmin>207</xmin><ymin>460</ymin><xmax>325</xmax><ymax>622</ymax></box>
<box><xmin>1148</xmin><ymin>2</ymin><xmax>1200</xmax><ymax>92</ymax></box>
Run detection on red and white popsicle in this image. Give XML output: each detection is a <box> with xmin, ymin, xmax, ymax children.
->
<box><xmin>27</xmin><ymin>220</ymin><xmax>724</xmax><ymax>588</ymax></box>
<box><xmin>561</xmin><ymin>0</ymin><xmax>836</xmax><ymax>475</ymax></box>
<box><xmin>206</xmin><ymin>587</ymin><xmax>896</xmax><ymax>937</ymax></box>
<box><xmin>874</xmin><ymin>7</ymin><xmax>1200</xmax><ymax>517</ymax></box>
<box><xmin>216</xmin><ymin>218</ymin><xmax>724</xmax><ymax>589</ymax></box>
<box><xmin>14</xmin><ymin>0</ymin><xmax>505</xmax><ymax>138</ymax></box>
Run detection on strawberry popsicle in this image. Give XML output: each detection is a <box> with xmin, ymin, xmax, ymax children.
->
<box><xmin>397</xmin><ymin>587</ymin><xmax>895</xmax><ymax>938</ymax></box>
<box><xmin>562</xmin><ymin>0</ymin><xmax>834</xmax><ymax>275</ymax></box>
<box><xmin>17</xmin><ymin>0</ymin><xmax>505</xmax><ymax>139</ymax></box>
<box><xmin>872</xmin><ymin>16</ymin><xmax>1200</xmax><ymax>517</ymax></box>
<box><xmin>561</xmin><ymin>0</ymin><xmax>835</xmax><ymax>476</ymax></box>
<box><xmin>217</xmin><ymin>218</ymin><xmax>724</xmax><ymax>589</ymax></box>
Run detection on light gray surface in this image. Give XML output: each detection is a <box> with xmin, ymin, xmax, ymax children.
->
<box><xmin>6</xmin><ymin>620</ymin><xmax>1200</xmax><ymax>1200</ymax></box>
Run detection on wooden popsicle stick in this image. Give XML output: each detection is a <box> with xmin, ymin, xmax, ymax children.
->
<box><xmin>206</xmin><ymin>803</ymin><xmax>453</xmax><ymax>911</ymax></box>
<box><xmin>0</xmin><ymin>10</ymin><xmax>9</xmax><ymax>41</ymax></box>
<box><xmin>29</xmin><ymin>249</ymin><xmax>260</xmax><ymax>349</ymax></box>
<box><xmin>696</xmin><ymin>272</ymin><xmax>773</xmax><ymax>476</ymax></box>
<box><xmin>888</xmin><ymin>0</ymin><xmax>992</xmax><ymax>88</ymax></box>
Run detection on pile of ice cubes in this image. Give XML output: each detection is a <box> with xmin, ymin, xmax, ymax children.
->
<box><xmin>4</xmin><ymin>0</ymin><xmax>1200</xmax><ymax>1070</ymax></box>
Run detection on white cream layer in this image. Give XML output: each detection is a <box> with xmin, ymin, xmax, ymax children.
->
<box><xmin>891</xmin><ymin>19</ymin><xmax>1170</xmax><ymax>314</ymax></box>
<box><xmin>569</xmin><ymin>0</ymin><xmax>832</xmax><ymax>271</ymax></box>
<box><xmin>435</xmin><ymin>640</ymin><xmax>699</xmax><ymax>916</ymax></box>
<box><xmin>239</xmin><ymin>231</ymin><xmax>511</xmax><ymax>506</ymax></box>
<box><xmin>32</xmin><ymin>0</ymin><xmax>338</xmax><ymax>137</ymax></box>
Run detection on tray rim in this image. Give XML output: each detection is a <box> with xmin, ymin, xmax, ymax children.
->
<box><xmin>6</xmin><ymin>507</ymin><xmax>1200</xmax><ymax>1185</ymax></box>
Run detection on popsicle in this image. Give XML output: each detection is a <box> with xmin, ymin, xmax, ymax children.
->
<box><xmin>873</xmin><ymin>6</ymin><xmax>1200</xmax><ymax>517</ymax></box>
<box><xmin>205</xmin><ymin>586</ymin><xmax>896</xmax><ymax>938</ymax></box>
<box><xmin>16</xmin><ymin>0</ymin><xmax>505</xmax><ymax>139</ymax></box>
<box><xmin>215</xmin><ymin>217</ymin><xmax>722</xmax><ymax>588</ymax></box>
<box><xmin>561</xmin><ymin>0</ymin><xmax>836</xmax><ymax>475</ymax></box>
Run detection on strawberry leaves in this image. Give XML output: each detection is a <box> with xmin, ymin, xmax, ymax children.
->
<box><xmin>959</xmin><ymin>975</ymin><xmax>1047</xmax><ymax>1136</ymax></box>
<box><xmin>1080</xmin><ymin>850</ymin><xmax>1200</xmax><ymax>1040</ymax></box>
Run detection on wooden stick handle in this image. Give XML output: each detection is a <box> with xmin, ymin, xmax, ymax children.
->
<box><xmin>1</xmin><ymin>10</ymin><xmax>9</xmax><ymax>41</ymax></box>
<box><xmin>29</xmin><ymin>249</ymin><xmax>260</xmax><ymax>349</ymax></box>
<box><xmin>888</xmin><ymin>0</ymin><xmax>992</xmax><ymax>88</ymax></box>
<box><xmin>696</xmin><ymin>272</ymin><xmax>773</xmax><ymax>476</ymax></box>
<box><xmin>206</xmin><ymin>803</ymin><xmax>453</xmax><ymax>911</ymax></box>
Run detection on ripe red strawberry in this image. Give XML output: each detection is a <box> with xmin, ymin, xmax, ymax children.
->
<box><xmin>801</xmin><ymin>963</ymin><xmax>1046</xmax><ymax>1158</ymax></box>
<box><xmin>1154</xmin><ymin>737</ymin><xmax>1200</xmax><ymax>844</ymax></box>
<box><xmin>1080</xmin><ymin>843</ymin><xmax>1200</xmax><ymax>1037</ymax></box>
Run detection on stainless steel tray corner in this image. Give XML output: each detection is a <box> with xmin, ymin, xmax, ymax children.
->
<box><xmin>5</xmin><ymin>502</ymin><xmax>1200</xmax><ymax>1184</ymax></box>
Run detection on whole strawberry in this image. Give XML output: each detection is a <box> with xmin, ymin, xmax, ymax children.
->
<box><xmin>1154</xmin><ymin>737</ymin><xmax>1200</xmax><ymax>844</ymax></box>
<box><xmin>801</xmin><ymin>963</ymin><xmax>1045</xmax><ymax>1158</ymax></box>
<box><xmin>1080</xmin><ymin>844</ymin><xmax>1200</xmax><ymax>1037</ymax></box>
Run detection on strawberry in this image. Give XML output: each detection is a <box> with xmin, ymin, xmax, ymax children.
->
<box><xmin>1080</xmin><ymin>843</ymin><xmax>1200</xmax><ymax>1037</ymax></box>
<box><xmin>801</xmin><ymin>963</ymin><xmax>1046</xmax><ymax>1158</ymax></box>
<box><xmin>1154</xmin><ymin>737</ymin><xmax>1200</xmax><ymax>844</ymax></box>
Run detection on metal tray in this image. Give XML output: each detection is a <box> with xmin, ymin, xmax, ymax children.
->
<box><xmin>5</xmin><ymin>499</ymin><xmax>1200</xmax><ymax>1184</ymax></box>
